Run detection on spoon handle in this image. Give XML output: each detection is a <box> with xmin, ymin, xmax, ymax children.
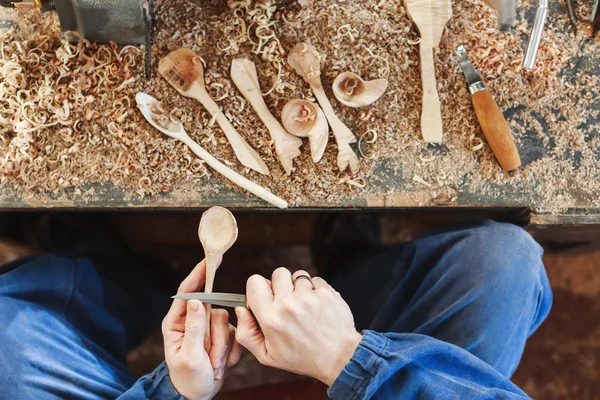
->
<box><xmin>187</xmin><ymin>85</ymin><xmax>270</xmax><ymax>175</ymax></box>
<box><xmin>312</xmin><ymin>87</ymin><xmax>360</xmax><ymax>174</ymax></box>
<box><xmin>179</xmin><ymin>135</ymin><xmax>288</xmax><ymax>208</ymax></box>
<box><xmin>203</xmin><ymin>252</ymin><xmax>221</xmax><ymax>351</ymax></box>
<box><xmin>418</xmin><ymin>39</ymin><xmax>443</xmax><ymax>143</ymax></box>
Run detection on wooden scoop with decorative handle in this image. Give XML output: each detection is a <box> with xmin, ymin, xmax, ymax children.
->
<box><xmin>405</xmin><ymin>0</ymin><xmax>452</xmax><ymax>144</ymax></box>
<box><xmin>288</xmin><ymin>43</ymin><xmax>360</xmax><ymax>174</ymax></box>
<box><xmin>159</xmin><ymin>48</ymin><xmax>270</xmax><ymax>175</ymax></box>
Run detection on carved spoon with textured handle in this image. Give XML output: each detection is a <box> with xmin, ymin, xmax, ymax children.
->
<box><xmin>288</xmin><ymin>43</ymin><xmax>360</xmax><ymax>174</ymax></box>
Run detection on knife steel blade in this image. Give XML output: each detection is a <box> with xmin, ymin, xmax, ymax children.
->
<box><xmin>455</xmin><ymin>45</ymin><xmax>485</xmax><ymax>95</ymax></box>
<box><xmin>172</xmin><ymin>292</ymin><xmax>248</xmax><ymax>309</ymax></box>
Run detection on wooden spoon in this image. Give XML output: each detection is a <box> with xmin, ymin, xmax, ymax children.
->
<box><xmin>405</xmin><ymin>0</ymin><xmax>452</xmax><ymax>143</ymax></box>
<box><xmin>158</xmin><ymin>48</ymin><xmax>270</xmax><ymax>175</ymax></box>
<box><xmin>198</xmin><ymin>206</ymin><xmax>238</xmax><ymax>347</ymax></box>
<box><xmin>230</xmin><ymin>58</ymin><xmax>302</xmax><ymax>175</ymax></box>
<box><xmin>281</xmin><ymin>99</ymin><xmax>329</xmax><ymax>162</ymax></box>
<box><xmin>288</xmin><ymin>43</ymin><xmax>360</xmax><ymax>174</ymax></box>
<box><xmin>332</xmin><ymin>72</ymin><xmax>389</xmax><ymax>108</ymax></box>
<box><xmin>135</xmin><ymin>92</ymin><xmax>287</xmax><ymax>208</ymax></box>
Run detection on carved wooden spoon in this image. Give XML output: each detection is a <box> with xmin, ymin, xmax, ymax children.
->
<box><xmin>159</xmin><ymin>48</ymin><xmax>270</xmax><ymax>175</ymax></box>
<box><xmin>405</xmin><ymin>0</ymin><xmax>452</xmax><ymax>143</ymax></box>
<box><xmin>136</xmin><ymin>92</ymin><xmax>287</xmax><ymax>208</ymax></box>
<box><xmin>281</xmin><ymin>99</ymin><xmax>329</xmax><ymax>162</ymax></box>
<box><xmin>198</xmin><ymin>206</ymin><xmax>238</xmax><ymax>348</ymax></box>
<box><xmin>288</xmin><ymin>43</ymin><xmax>359</xmax><ymax>174</ymax></box>
<box><xmin>230</xmin><ymin>58</ymin><xmax>302</xmax><ymax>175</ymax></box>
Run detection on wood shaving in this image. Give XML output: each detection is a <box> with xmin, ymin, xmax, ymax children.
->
<box><xmin>0</xmin><ymin>0</ymin><xmax>598</xmax><ymax>213</ymax></box>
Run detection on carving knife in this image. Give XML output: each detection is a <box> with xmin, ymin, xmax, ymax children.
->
<box><xmin>455</xmin><ymin>45</ymin><xmax>521</xmax><ymax>171</ymax></box>
<box><xmin>172</xmin><ymin>292</ymin><xmax>248</xmax><ymax>309</ymax></box>
<box><xmin>592</xmin><ymin>0</ymin><xmax>600</xmax><ymax>36</ymax></box>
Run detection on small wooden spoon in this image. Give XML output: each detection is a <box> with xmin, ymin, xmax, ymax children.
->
<box><xmin>231</xmin><ymin>58</ymin><xmax>302</xmax><ymax>175</ymax></box>
<box><xmin>198</xmin><ymin>206</ymin><xmax>238</xmax><ymax>347</ymax></box>
<box><xmin>159</xmin><ymin>48</ymin><xmax>269</xmax><ymax>175</ymax></box>
<box><xmin>288</xmin><ymin>43</ymin><xmax>360</xmax><ymax>174</ymax></box>
<box><xmin>332</xmin><ymin>72</ymin><xmax>389</xmax><ymax>108</ymax></box>
<box><xmin>405</xmin><ymin>0</ymin><xmax>452</xmax><ymax>143</ymax></box>
<box><xmin>281</xmin><ymin>99</ymin><xmax>329</xmax><ymax>162</ymax></box>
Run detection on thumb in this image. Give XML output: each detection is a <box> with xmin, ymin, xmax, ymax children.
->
<box><xmin>181</xmin><ymin>300</ymin><xmax>208</xmax><ymax>358</ymax></box>
<box><xmin>235</xmin><ymin>307</ymin><xmax>267</xmax><ymax>363</ymax></box>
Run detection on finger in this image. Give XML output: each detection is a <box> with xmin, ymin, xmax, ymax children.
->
<box><xmin>209</xmin><ymin>309</ymin><xmax>231</xmax><ymax>380</ymax></box>
<box><xmin>246</xmin><ymin>274</ymin><xmax>274</xmax><ymax>320</ymax></box>
<box><xmin>180</xmin><ymin>300</ymin><xmax>208</xmax><ymax>360</ymax></box>
<box><xmin>271</xmin><ymin>267</ymin><xmax>293</xmax><ymax>297</ymax></box>
<box><xmin>292</xmin><ymin>270</ymin><xmax>314</xmax><ymax>292</ymax></box>
<box><xmin>235</xmin><ymin>307</ymin><xmax>268</xmax><ymax>364</ymax></box>
<box><xmin>312</xmin><ymin>276</ymin><xmax>333</xmax><ymax>290</ymax></box>
<box><xmin>226</xmin><ymin>325</ymin><xmax>243</xmax><ymax>368</ymax></box>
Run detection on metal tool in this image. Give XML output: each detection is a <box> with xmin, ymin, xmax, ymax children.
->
<box><xmin>483</xmin><ymin>0</ymin><xmax>516</xmax><ymax>30</ymax></box>
<box><xmin>592</xmin><ymin>0</ymin><xmax>600</xmax><ymax>36</ymax></box>
<box><xmin>172</xmin><ymin>292</ymin><xmax>249</xmax><ymax>309</ymax></box>
<box><xmin>565</xmin><ymin>0</ymin><xmax>578</xmax><ymax>33</ymax></box>
<box><xmin>1</xmin><ymin>0</ymin><xmax>154</xmax><ymax>79</ymax></box>
<box><xmin>523</xmin><ymin>0</ymin><xmax>548</xmax><ymax>70</ymax></box>
<box><xmin>455</xmin><ymin>45</ymin><xmax>521</xmax><ymax>171</ymax></box>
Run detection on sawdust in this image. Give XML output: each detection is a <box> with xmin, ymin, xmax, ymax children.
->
<box><xmin>0</xmin><ymin>0</ymin><xmax>598</xmax><ymax>211</ymax></box>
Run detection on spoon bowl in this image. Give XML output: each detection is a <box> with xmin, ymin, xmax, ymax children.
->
<box><xmin>198</xmin><ymin>206</ymin><xmax>238</xmax><ymax>255</ymax></box>
<box><xmin>135</xmin><ymin>92</ymin><xmax>186</xmax><ymax>139</ymax></box>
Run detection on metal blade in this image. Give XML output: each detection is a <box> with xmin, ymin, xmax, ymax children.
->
<box><xmin>455</xmin><ymin>45</ymin><xmax>483</xmax><ymax>90</ymax></box>
<box><xmin>172</xmin><ymin>292</ymin><xmax>248</xmax><ymax>308</ymax></box>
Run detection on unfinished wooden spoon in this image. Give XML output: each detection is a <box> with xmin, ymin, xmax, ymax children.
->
<box><xmin>281</xmin><ymin>99</ymin><xmax>329</xmax><ymax>162</ymax></box>
<box><xmin>332</xmin><ymin>72</ymin><xmax>389</xmax><ymax>108</ymax></box>
<box><xmin>158</xmin><ymin>48</ymin><xmax>269</xmax><ymax>175</ymax></box>
<box><xmin>231</xmin><ymin>58</ymin><xmax>302</xmax><ymax>175</ymax></box>
<box><xmin>198</xmin><ymin>206</ymin><xmax>238</xmax><ymax>348</ymax></box>
<box><xmin>405</xmin><ymin>0</ymin><xmax>452</xmax><ymax>143</ymax></box>
<box><xmin>288</xmin><ymin>43</ymin><xmax>360</xmax><ymax>174</ymax></box>
<box><xmin>136</xmin><ymin>92</ymin><xmax>287</xmax><ymax>208</ymax></box>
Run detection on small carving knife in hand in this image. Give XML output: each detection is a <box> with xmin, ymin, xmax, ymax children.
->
<box><xmin>455</xmin><ymin>46</ymin><xmax>521</xmax><ymax>171</ymax></box>
<box><xmin>173</xmin><ymin>292</ymin><xmax>249</xmax><ymax>309</ymax></box>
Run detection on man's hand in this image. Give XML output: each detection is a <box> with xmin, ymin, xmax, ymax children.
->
<box><xmin>162</xmin><ymin>259</ymin><xmax>243</xmax><ymax>400</ymax></box>
<box><xmin>235</xmin><ymin>268</ymin><xmax>362</xmax><ymax>386</ymax></box>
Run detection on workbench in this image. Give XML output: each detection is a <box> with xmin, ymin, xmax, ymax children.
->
<box><xmin>0</xmin><ymin>0</ymin><xmax>599</xmax><ymax>230</ymax></box>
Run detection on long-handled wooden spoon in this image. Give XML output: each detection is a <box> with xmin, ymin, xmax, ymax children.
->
<box><xmin>159</xmin><ymin>48</ymin><xmax>270</xmax><ymax>175</ymax></box>
<box><xmin>198</xmin><ymin>206</ymin><xmax>238</xmax><ymax>348</ymax></box>
<box><xmin>288</xmin><ymin>43</ymin><xmax>360</xmax><ymax>174</ymax></box>
<box><xmin>230</xmin><ymin>58</ymin><xmax>302</xmax><ymax>175</ymax></box>
<box><xmin>136</xmin><ymin>92</ymin><xmax>287</xmax><ymax>208</ymax></box>
<box><xmin>405</xmin><ymin>0</ymin><xmax>452</xmax><ymax>143</ymax></box>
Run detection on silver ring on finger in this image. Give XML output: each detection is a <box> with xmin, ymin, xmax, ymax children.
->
<box><xmin>293</xmin><ymin>274</ymin><xmax>314</xmax><ymax>289</ymax></box>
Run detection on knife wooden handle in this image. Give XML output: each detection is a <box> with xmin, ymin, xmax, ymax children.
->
<box><xmin>471</xmin><ymin>90</ymin><xmax>521</xmax><ymax>171</ymax></box>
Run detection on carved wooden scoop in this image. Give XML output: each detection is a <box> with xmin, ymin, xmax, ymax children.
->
<box><xmin>159</xmin><ymin>48</ymin><xmax>270</xmax><ymax>175</ymax></box>
<box><xmin>288</xmin><ymin>43</ymin><xmax>360</xmax><ymax>174</ymax></box>
<box><xmin>230</xmin><ymin>58</ymin><xmax>302</xmax><ymax>175</ymax></box>
<box><xmin>198</xmin><ymin>206</ymin><xmax>238</xmax><ymax>348</ymax></box>
<box><xmin>136</xmin><ymin>92</ymin><xmax>287</xmax><ymax>208</ymax></box>
<box><xmin>405</xmin><ymin>0</ymin><xmax>452</xmax><ymax>143</ymax></box>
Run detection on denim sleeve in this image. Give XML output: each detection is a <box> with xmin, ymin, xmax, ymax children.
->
<box><xmin>328</xmin><ymin>331</ymin><xmax>531</xmax><ymax>400</ymax></box>
<box><xmin>116</xmin><ymin>361</ymin><xmax>184</xmax><ymax>400</ymax></box>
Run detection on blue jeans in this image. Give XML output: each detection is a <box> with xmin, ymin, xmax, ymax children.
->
<box><xmin>333</xmin><ymin>219</ymin><xmax>552</xmax><ymax>378</ymax></box>
<box><xmin>0</xmin><ymin>219</ymin><xmax>551</xmax><ymax>398</ymax></box>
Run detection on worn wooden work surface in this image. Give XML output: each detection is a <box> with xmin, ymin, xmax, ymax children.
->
<box><xmin>0</xmin><ymin>0</ymin><xmax>598</xmax><ymax>220</ymax></box>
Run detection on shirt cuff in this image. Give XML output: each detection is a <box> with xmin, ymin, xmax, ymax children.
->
<box><xmin>149</xmin><ymin>361</ymin><xmax>186</xmax><ymax>400</ymax></box>
<box><xmin>327</xmin><ymin>330</ymin><xmax>387</xmax><ymax>400</ymax></box>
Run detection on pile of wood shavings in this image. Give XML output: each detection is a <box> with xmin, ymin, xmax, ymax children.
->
<box><xmin>0</xmin><ymin>0</ymin><xmax>598</xmax><ymax>210</ymax></box>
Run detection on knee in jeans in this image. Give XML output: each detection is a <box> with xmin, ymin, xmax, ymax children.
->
<box><xmin>459</xmin><ymin>221</ymin><xmax>543</xmax><ymax>292</ymax></box>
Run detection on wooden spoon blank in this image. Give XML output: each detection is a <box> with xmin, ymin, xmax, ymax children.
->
<box><xmin>231</xmin><ymin>58</ymin><xmax>302</xmax><ymax>175</ymax></box>
<box><xmin>405</xmin><ymin>0</ymin><xmax>452</xmax><ymax>143</ymax></box>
